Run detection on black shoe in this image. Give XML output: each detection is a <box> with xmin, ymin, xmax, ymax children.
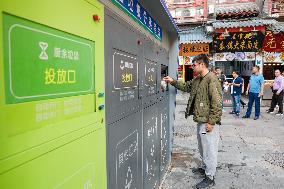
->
<box><xmin>254</xmin><ymin>116</ymin><xmax>259</xmax><ymax>120</ymax></box>
<box><xmin>229</xmin><ymin>111</ymin><xmax>236</xmax><ymax>114</ymax></box>
<box><xmin>266</xmin><ymin>109</ymin><xmax>274</xmax><ymax>114</ymax></box>
<box><xmin>236</xmin><ymin>112</ymin><xmax>240</xmax><ymax>116</ymax></box>
<box><xmin>242</xmin><ymin>115</ymin><xmax>249</xmax><ymax>118</ymax></box>
<box><xmin>192</xmin><ymin>167</ymin><xmax>205</xmax><ymax>175</ymax></box>
<box><xmin>275</xmin><ymin>112</ymin><xmax>283</xmax><ymax>116</ymax></box>
<box><xmin>196</xmin><ymin>176</ymin><xmax>215</xmax><ymax>189</ymax></box>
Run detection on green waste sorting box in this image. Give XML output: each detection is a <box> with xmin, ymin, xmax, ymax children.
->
<box><xmin>0</xmin><ymin>0</ymin><xmax>107</xmax><ymax>188</ymax></box>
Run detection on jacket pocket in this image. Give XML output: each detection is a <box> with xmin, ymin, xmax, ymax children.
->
<box><xmin>196</xmin><ymin>101</ymin><xmax>210</xmax><ymax>118</ymax></box>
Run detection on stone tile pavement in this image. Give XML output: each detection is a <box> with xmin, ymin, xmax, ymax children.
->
<box><xmin>161</xmin><ymin>93</ymin><xmax>284</xmax><ymax>189</ymax></box>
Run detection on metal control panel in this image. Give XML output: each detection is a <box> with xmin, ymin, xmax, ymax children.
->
<box><xmin>105</xmin><ymin>9</ymin><xmax>171</xmax><ymax>189</ymax></box>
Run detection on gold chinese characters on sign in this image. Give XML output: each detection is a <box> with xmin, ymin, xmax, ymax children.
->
<box><xmin>179</xmin><ymin>43</ymin><xmax>209</xmax><ymax>56</ymax></box>
<box><xmin>263</xmin><ymin>32</ymin><xmax>284</xmax><ymax>52</ymax></box>
<box><xmin>213</xmin><ymin>32</ymin><xmax>264</xmax><ymax>52</ymax></box>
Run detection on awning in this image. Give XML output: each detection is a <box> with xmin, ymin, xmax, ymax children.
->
<box><xmin>212</xmin><ymin>19</ymin><xmax>277</xmax><ymax>29</ymax></box>
<box><xmin>267</xmin><ymin>22</ymin><xmax>284</xmax><ymax>34</ymax></box>
<box><xmin>215</xmin><ymin>2</ymin><xmax>259</xmax><ymax>15</ymax></box>
<box><xmin>179</xmin><ymin>27</ymin><xmax>212</xmax><ymax>44</ymax></box>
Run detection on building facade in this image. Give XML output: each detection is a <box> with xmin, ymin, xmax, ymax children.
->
<box><xmin>166</xmin><ymin>0</ymin><xmax>284</xmax><ymax>101</ymax></box>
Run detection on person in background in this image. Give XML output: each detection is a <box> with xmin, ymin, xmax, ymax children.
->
<box><xmin>242</xmin><ymin>66</ymin><xmax>264</xmax><ymax>120</ymax></box>
<box><xmin>240</xmin><ymin>78</ymin><xmax>246</xmax><ymax>108</ymax></box>
<box><xmin>215</xmin><ymin>67</ymin><xmax>226</xmax><ymax>111</ymax></box>
<box><xmin>229</xmin><ymin>71</ymin><xmax>242</xmax><ymax>116</ymax></box>
<box><xmin>163</xmin><ymin>54</ymin><xmax>222</xmax><ymax>189</ymax></box>
<box><xmin>266</xmin><ymin>69</ymin><xmax>284</xmax><ymax>115</ymax></box>
<box><xmin>211</xmin><ymin>67</ymin><xmax>216</xmax><ymax>75</ymax></box>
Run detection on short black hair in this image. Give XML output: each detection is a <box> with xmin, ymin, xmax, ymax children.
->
<box><xmin>254</xmin><ymin>65</ymin><xmax>260</xmax><ymax>71</ymax></box>
<box><xmin>215</xmin><ymin>67</ymin><xmax>221</xmax><ymax>70</ymax></box>
<box><xmin>232</xmin><ymin>70</ymin><xmax>239</xmax><ymax>75</ymax></box>
<box><xmin>192</xmin><ymin>54</ymin><xmax>209</xmax><ymax>68</ymax></box>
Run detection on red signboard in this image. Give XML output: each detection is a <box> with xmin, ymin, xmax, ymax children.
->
<box><xmin>262</xmin><ymin>31</ymin><xmax>284</xmax><ymax>52</ymax></box>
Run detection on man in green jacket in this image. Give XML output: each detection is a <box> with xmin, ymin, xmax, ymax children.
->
<box><xmin>164</xmin><ymin>54</ymin><xmax>222</xmax><ymax>188</ymax></box>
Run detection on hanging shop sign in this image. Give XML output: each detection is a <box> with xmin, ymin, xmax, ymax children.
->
<box><xmin>179</xmin><ymin>43</ymin><xmax>209</xmax><ymax>56</ymax></box>
<box><xmin>262</xmin><ymin>32</ymin><xmax>284</xmax><ymax>52</ymax></box>
<box><xmin>213</xmin><ymin>32</ymin><xmax>264</xmax><ymax>52</ymax></box>
<box><xmin>112</xmin><ymin>0</ymin><xmax>162</xmax><ymax>40</ymax></box>
<box><xmin>263</xmin><ymin>52</ymin><xmax>284</xmax><ymax>63</ymax></box>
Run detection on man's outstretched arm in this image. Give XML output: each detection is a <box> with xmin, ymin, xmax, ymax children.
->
<box><xmin>163</xmin><ymin>76</ymin><xmax>193</xmax><ymax>93</ymax></box>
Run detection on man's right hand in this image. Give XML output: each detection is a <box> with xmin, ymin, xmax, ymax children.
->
<box><xmin>163</xmin><ymin>76</ymin><xmax>174</xmax><ymax>83</ymax></box>
<box><xmin>245</xmin><ymin>91</ymin><xmax>249</xmax><ymax>96</ymax></box>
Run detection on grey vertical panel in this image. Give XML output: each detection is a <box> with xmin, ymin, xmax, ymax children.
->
<box><xmin>159</xmin><ymin>97</ymin><xmax>170</xmax><ymax>178</ymax></box>
<box><xmin>137</xmin><ymin>35</ymin><xmax>144</xmax><ymax>101</ymax></box>
<box><xmin>105</xmin><ymin>10</ymin><xmax>141</xmax><ymax>125</ymax></box>
<box><xmin>105</xmin><ymin>7</ymin><xmax>178</xmax><ymax>189</ymax></box>
<box><xmin>141</xmin><ymin>35</ymin><xmax>158</xmax><ymax>107</ymax></box>
<box><xmin>157</xmin><ymin>48</ymin><xmax>170</xmax><ymax>101</ymax></box>
<box><xmin>105</xmin><ymin>9</ymin><xmax>143</xmax><ymax>189</ymax></box>
<box><xmin>107</xmin><ymin>112</ymin><xmax>143</xmax><ymax>189</ymax></box>
<box><xmin>156</xmin><ymin>47</ymin><xmax>162</xmax><ymax>100</ymax></box>
<box><xmin>144</xmin><ymin>59</ymin><xmax>157</xmax><ymax>97</ymax></box>
<box><xmin>143</xmin><ymin>104</ymin><xmax>161</xmax><ymax>189</ymax></box>
<box><xmin>157</xmin><ymin>48</ymin><xmax>170</xmax><ymax>178</ymax></box>
<box><xmin>168</xmin><ymin>38</ymin><xmax>179</xmax><ymax>162</ymax></box>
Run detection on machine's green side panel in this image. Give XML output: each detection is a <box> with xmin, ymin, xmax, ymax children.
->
<box><xmin>0</xmin><ymin>127</ymin><xmax>106</xmax><ymax>189</ymax></box>
<box><xmin>0</xmin><ymin>0</ymin><xmax>106</xmax><ymax>188</ymax></box>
